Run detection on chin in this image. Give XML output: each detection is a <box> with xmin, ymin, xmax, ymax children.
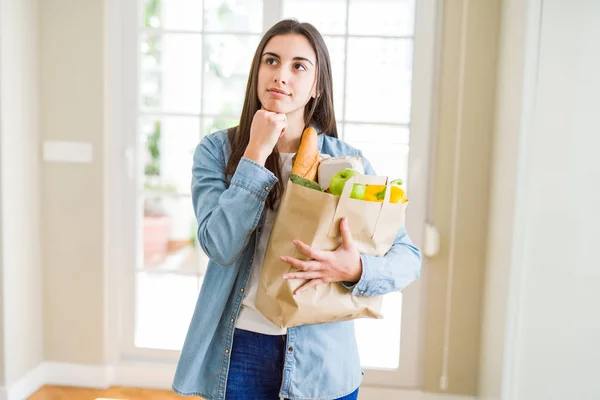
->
<box><xmin>261</xmin><ymin>100</ymin><xmax>289</xmax><ymax>114</ymax></box>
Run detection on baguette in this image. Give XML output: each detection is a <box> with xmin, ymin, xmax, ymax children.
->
<box><xmin>291</xmin><ymin>126</ymin><xmax>319</xmax><ymax>181</ymax></box>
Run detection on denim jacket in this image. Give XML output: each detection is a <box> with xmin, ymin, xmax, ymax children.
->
<box><xmin>172</xmin><ymin>129</ymin><xmax>422</xmax><ymax>400</ymax></box>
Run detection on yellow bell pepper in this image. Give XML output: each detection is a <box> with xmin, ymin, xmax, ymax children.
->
<box><xmin>363</xmin><ymin>181</ymin><xmax>408</xmax><ymax>204</ymax></box>
<box><xmin>374</xmin><ymin>182</ymin><xmax>408</xmax><ymax>204</ymax></box>
<box><xmin>390</xmin><ymin>186</ymin><xmax>408</xmax><ymax>204</ymax></box>
<box><xmin>364</xmin><ymin>185</ymin><xmax>385</xmax><ymax>202</ymax></box>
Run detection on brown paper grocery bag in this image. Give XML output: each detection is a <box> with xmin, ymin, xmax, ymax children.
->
<box><xmin>255</xmin><ymin>175</ymin><xmax>408</xmax><ymax>328</ymax></box>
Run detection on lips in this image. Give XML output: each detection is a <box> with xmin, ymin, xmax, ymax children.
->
<box><xmin>268</xmin><ymin>87</ymin><xmax>290</xmax><ymax>96</ymax></box>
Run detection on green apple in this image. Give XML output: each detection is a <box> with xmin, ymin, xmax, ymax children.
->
<box><xmin>329</xmin><ymin>168</ymin><xmax>360</xmax><ymax>196</ymax></box>
<box><xmin>350</xmin><ymin>184</ymin><xmax>366</xmax><ymax>200</ymax></box>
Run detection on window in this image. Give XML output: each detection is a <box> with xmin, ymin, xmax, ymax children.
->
<box><xmin>116</xmin><ymin>0</ymin><xmax>436</xmax><ymax>388</ymax></box>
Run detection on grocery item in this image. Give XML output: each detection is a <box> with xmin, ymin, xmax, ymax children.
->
<box><xmin>328</xmin><ymin>168</ymin><xmax>361</xmax><ymax>196</ymax></box>
<box><xmin>317</xmin><ymin>156</ymin><xmax>364</xmax><ymax>189</ymax></box>
<box><xmin>290</xmin><ymin>173</ymin><xmax>325</xmax><ymax>192</ymax></box>
<box><xmin>374</xmin><ymin>179</ymin><xmax>407</xmax><ymax>204</ymax></box>
<box><xmin>290</xmin><ymin>127</ymin><xmax>319</xmax><ymax>181</ymax></box>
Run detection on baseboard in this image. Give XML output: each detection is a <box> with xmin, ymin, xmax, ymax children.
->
<box><xmin>2</xmin><ymin>361</ymin><xmax>477</xmax><ymax>400</ymax></box>
<box><xmin>3</xmin><ymin>362</ymin><xmax>113</xmax><ymax>400</ymax></box>
<box><xmin>4</xmin><ymin>363</ymin><xmax>45</xmax><ymax>400</ymax></box>
<box><xmin>112</xmin><ymin>360</ymin><xmax>176</xmax><ymax>389</ymax></box>
<box><xmin>424</xmin><ymin>393</ymin><xmax>476</xmax><ymax>400</ymax></box>
<box><xmin>43</xmin><ymin>361</ymin><xmax>114</xmax><ymax>388</ymax></box>
<box><xmin>359</xmin><ymin>386</ymin><xmax>475</xmax><ymax>400</ymax></box>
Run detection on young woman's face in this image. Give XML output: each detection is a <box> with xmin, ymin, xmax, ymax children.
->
<box><xmin>257</xmin><ymin>34</ymin><xmax>318</xmax><ymax>115</ymax></box>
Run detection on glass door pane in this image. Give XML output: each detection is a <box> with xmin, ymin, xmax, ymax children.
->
<box><xmin>355</xmin><ymin>293</ymin><xmax>403</xmax><ymax>369</ymax></box>
<box><xmin>345</xmin><ymin>37</ymin><xmax>413</xmax><ymax>124</ymax></box>
<box><xmin>140</xmin><ymin>32</ymin><xmax>203</xmax><ymax>114</ymax></box>
<box><xmin>203</xmin><ymin>34</ymin><xmax>261</xmax><ymax>116</ymax></box>
<box><xmin>282</xmin><ymin>0</ymin><xmax>347</xmax><ymax>34</ymax></box>
<box><xmin>348</xmin><ymin>0</ymin><xmax>415</xmax><ymax>36</ymax></box>
<box><xmin>135</xmin><ymin>271</ymin><xmax>201</xmax><ymax>350</ymax></box>
<box><xmin>204</xmin><ymin>0</ymin><xmax>264</xmax><ymax>33</ymax></box>
<box><xmin>135</xmin><ymin>0</ymin><xmax>262</xmax><ymax>352</ymax></box>
<box><xmin>143</xmin><ymin>0</ymin><xmax>204</xmax><ymax>31</ymax></box>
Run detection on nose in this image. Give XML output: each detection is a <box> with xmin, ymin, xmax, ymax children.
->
<box><xmin>274</xmin><ymin>68</ymin><xmax>290</xmax><ymax>85</ymax></box>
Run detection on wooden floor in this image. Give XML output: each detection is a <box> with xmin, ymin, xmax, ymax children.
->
<box><xmin>28</xmin><ymin>385</ymin><xmax>203</xmax><ymax>400</ymax></box>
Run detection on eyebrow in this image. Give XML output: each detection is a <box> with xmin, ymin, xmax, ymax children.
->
<box><xmin>262</xmin><ymin>52</ymin><xmax>315</xmax><ymax>67</ymax></box>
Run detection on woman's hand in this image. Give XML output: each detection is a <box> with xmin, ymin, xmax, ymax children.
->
<box><xmin>281</xmin><ymin>217</ymin><xmax>362</xmax><ymax>295</ymax></box>
<box><xmin>243</xmin><ymin>109</ymin><xmax>287</xmax><ymax>165</ymax></box>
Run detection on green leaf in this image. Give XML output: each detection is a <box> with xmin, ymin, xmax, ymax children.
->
<box><xmin>290</xmin><ymin>174</ymin><xmax>325</xmax><ymax>192</ymax></box>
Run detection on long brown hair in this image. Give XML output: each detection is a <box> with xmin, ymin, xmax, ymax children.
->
<box><xmin>225</xmin><ymin>19</ymin><xmax>338</xmax><ymax>210</ymax></box>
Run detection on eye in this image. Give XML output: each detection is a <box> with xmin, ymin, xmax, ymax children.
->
<box><xmin>294</xmin><ymin>63</ymin><xmax>307</xmax><ymax>71</ymax></box>
<box><xmin>265</xmin><ymin>57</ymin><xmax>278</xmax><ymax>66</ymax></box>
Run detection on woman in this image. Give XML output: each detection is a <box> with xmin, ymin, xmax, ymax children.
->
<box><xmin>173</xmin><ymin>19</ymin><xmax>422</xmax><ymax>400</ymax></box>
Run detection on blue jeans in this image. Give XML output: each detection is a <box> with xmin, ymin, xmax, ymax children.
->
<box><xmin>226</xmin><ymin>328</ymin><xmax>360</xmax><ymax>400</ymax></box>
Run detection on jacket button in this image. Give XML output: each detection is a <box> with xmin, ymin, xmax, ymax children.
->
<box><xmin>360</xmin><ymin>290</ymin><xmax>365</xmax><ymax>295</ymax></box>
<box><xmin>240</xmin><ymin>288</ymin><xmax>244</xmax><ymax>292</ymax></box>
<box><xmin>288</xmin><ymin>347</ymin><xmax>293</xmax><ymax>352</ymax></box>
<box><xmin>225</xmin><ymin>349</ymin><xmax>229</xmax><ymax>354</ymax></box>
<box><xmin>230</xmin><ymin>318</ymin><xmax>235</xmax><ymax>323</ymax></box>
<box><xmin>265</xmin><ymin>186</ymin><xmax>270</xmax><ymax>191</ymax></box>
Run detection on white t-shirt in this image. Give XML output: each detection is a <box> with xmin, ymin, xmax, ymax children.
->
<box><xmin>235</xmin><ymin>152</ymin><xmax>295</xmax><ymax>335</ymax></box>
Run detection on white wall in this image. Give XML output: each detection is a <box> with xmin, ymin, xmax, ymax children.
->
<box><xmin>0</xmin><ymin>0</ymin><xmax>43</xmax><ymax>389</ymax></box>
<box><xmin>0</xmin><ymin>0</ymin><xmax>4</xmax><ymax>383</ymax></box>
<box><xmin>501</xmin><ymin>0</ymin><xmax>600</xmax><ymax>399</ymax></box>
<box><xmin>478</xmin><ymin>0</ymin><xmax>530</xmax><ymax>398</ymax></box>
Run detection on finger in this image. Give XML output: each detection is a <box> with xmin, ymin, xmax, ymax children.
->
<box><xmin>292</xmin><ymin>240</ymin><xmax>325</xmax><ymax>260</ymax></box>
<box><xmin>269</xmin><ymin>113</ymin><xmax>286</xmax><ymax>121</ymax></box>
<box><xmin>280</xmin><ymin>256</ymin><xmax>317</xmax><ymax>271</ymax></box>
<box><xmin>340</xmin><ymin>217</ymin><xmax>354</xmax><ymax>249</ymax></box>
<box><xmin>295</xmin><ymin>279</ymin><xmax>326</xmax><ymax>295</ymax></box>
<box><xmin>282</xmin><ymin>271</ymin><xmax>322</xmax><ymax>280</ymax></box>
<box><xmin>277</xmin><ymin>119</ymin><xmax>288</xmax><ymax>133</ymax></box>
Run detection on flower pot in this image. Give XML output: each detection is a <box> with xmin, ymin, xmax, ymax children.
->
<box><xmin>143</xmin><ymin>216</ymin><xmax>170</xmax><ymax>262</ymax></box>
